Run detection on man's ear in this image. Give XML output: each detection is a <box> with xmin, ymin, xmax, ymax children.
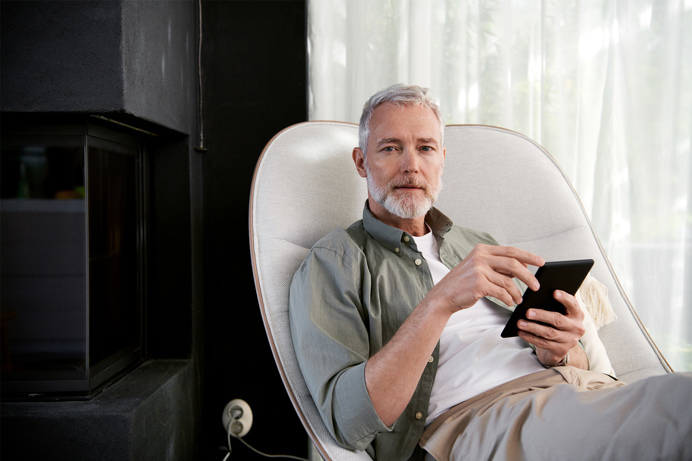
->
<box><xmin>353</xmin><ymin>147</ymin><xmax>368</xmax><ymax>178</ymax></box>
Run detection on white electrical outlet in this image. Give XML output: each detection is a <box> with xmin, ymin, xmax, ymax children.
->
<box><xmin>222</xmin><ymin>398</ymin><xmax>253</xmax><ymax>438</ymax></box>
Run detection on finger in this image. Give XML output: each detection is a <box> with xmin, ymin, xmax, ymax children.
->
<box><xmin>518</xmin><ymin>318</ymin><xmax>564</xmax><ymax>341</ymax></box>
<box><xmin>467</xmin><ymin>270</ymin><xmax>520</xmax><ymax>307</ymax></box>
<box><xmin>524</xmin><ymin>293</ymin><xmax>584</xmax><ymax>328</ymax></box>
<box><xmin>489</xmin><ymin>255</ymin><xmax>541</xmax><ymax>292</ymax></box>
<box><xmin>523</xmin><ymin>311</ymin><xmax>585</xmax><ymax>343</ymax></box>
<box><xmin>525</xmin><ymin>308</ymin><xmax>570</xmax><ymax>331</ymax></box>
<box><xmin>482</xmin><ymin>270</ymin><xmax>525</xmax><ymax>305</ymax></box>
<box><xmin>517</xmin><ymin>330</ymin><xmax>567</xmax><ymax>361</ymax></box>
<box><xmin>462</xmin><ymin>246</ymin><xmax>539</xmax><ymax>294</ymax></box>
<box><xmin>522</xmin><ymin>333</ymin><xmax>571</xmax><ymax>365</ymax></box>
<box><xmin>488</xmin><ymin>245</ymin><xmax>546</xmax><ymax>269</ymax></box>
<box><xmin>554</xmin><ymin>290</ymin><xmax>584</xmax><ymax>319</ymax></box>
<box><xmin>467</xmin><ymin>244</ymin><xmax>545</xmax><ymax>274</ymax></box>
<box><xmin>517</xmin><ymin>322</ymin><xmax>572</xmax><ymax>354</ymax></box>
<box><xmin>486</xmin><ymin>287</ymin><xmax>518</xmax><ymax>308</ymax></box>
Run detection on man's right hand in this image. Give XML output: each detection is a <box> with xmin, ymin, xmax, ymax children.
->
<box><xmin>429</xmin><ymin>244</ymin><xmax>545</xmax><ymax>315</ymax></box>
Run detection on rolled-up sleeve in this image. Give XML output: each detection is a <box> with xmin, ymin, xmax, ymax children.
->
<box><xmin>289</xmin><ymin>238</ymin><xmax>391</xmax><ymax>451</ymax></box>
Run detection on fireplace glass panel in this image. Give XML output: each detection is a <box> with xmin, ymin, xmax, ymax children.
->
<box><xmin>1</xmin><ymin>124</ymin><xmax>144</xmax><ymax>398</ymax></box>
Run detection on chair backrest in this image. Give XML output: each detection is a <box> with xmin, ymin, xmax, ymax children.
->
<box><xmin>249</xmin><ymin>121</ymin><xmax>671</xmax><ymax>461</ymax></box>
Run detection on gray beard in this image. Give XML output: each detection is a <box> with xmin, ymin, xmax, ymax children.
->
<box><xmin>366</xmin><ymin>171</ymin><xmax>442</xmax><ymax>219</ymax></box>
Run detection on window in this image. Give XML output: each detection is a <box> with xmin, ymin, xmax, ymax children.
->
<box><xmin>1</xmin><ymin>120</ymin><xmax>146</xmax><ymax>397</ymax></box>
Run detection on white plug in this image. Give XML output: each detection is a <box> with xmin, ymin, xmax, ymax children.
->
<box><xmin>222</xmin><ymin>398</ymin><xmax>253</xmax><ymax>438</ymax></box>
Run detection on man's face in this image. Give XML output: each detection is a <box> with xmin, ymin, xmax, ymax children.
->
<box><xmin>355</xmin><ymin>102</ymin><xmax>445</xmax><ymax>223</ymax></box>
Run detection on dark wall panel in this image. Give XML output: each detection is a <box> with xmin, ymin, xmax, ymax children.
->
<box><xmin>1</xmin><ymin>1</ymin><xmax>124</xmax><ymax>112</ymax></box>
<box><xmin>200</xmin><ymin>1</ymin><xmax>308</xmax><ymax>458</ymax></box>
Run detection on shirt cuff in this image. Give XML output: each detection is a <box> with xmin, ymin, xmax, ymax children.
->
<box><xmin>332</xmin><ymin>362</ymin><xmax>393</xmax><ymax>450</ymax></box>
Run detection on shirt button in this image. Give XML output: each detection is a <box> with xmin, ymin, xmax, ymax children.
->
<box><xmin>415</xmin><ymin>259</ymin><xmax>422</xmax><ymax>266</ymax></box>
<box><xmin>428</xmin><ymin>356</ymin><xmax>434</xmax><ymax>363</ymax></box>
<box><xmin>415</xmin><ymin>412</ymin><xmax>423</xmax><ymax>420</ymax></box>
<box><xmin>403</xmin><ymin>235</ymin><xmax>410</xmax><ymax>243</ymax></box>
<box><xmin>395</xmin><ymin>247</ymin><xmax>400</xmax><ymax>253</ymax></box>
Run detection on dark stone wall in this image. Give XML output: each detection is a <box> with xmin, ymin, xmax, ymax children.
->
<box><xmin>121</xmin><ymin>0</ymin><xmax>198</xmax><ymax>133</ymax></box>
<box><xmin>1</xmin><ymin>1</ymin><xmax>125</xmax><ymax>113</ymax></box>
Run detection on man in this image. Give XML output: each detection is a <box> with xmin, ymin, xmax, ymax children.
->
<box><xmin>289</xmin><ymin>84</ymin><xmax>691</xmax><ymax>461</ymax></box>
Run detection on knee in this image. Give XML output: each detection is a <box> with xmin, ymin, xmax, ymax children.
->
<box><xmin>660</xmin><ymin>371</ymin><xmax>692</xmax><ymax>392</ymax></box>
<box><xmin>647</xmin><ymin>372</ymin><xmax>692</xmax><ymax>396</ymax></box>
<box><xmin>652</xmin><ymin>372</ymin><xmax>692</xmax><ymax>422</ymax></box>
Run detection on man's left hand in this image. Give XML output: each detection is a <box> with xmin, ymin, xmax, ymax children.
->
<box><xmin>517</xmin><ymin>290</ymin><xmax>587</xmax><ymax>368</ymax></box>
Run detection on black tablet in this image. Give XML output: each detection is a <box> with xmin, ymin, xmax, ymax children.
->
<box><xmin>500</xmin><ymin>259</ymin><xmax>594</xmax><ymax>338</ymax></box>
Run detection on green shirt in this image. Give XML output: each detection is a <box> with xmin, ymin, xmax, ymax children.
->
<box><xmin>289</xmin><ymin>203</ymin><xmax>502</xmax><ymax>460</ymax></box>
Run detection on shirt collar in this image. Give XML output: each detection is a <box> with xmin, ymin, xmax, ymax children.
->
<box><xmin>362</xmin><ymin>201</ymin><xmax>454</xmax><ymax>254</ymax></box>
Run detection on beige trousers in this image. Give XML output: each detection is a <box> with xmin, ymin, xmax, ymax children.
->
<box><xmin>420</xmin><ymin>367</ymin><xmax>692</xmax><ymax>461</ymax></box>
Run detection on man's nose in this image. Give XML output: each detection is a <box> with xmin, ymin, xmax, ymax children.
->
<box><xmin>401</xmin><ymin>148</ymin><xmax>419</xmax><ymax>173</ymax></box>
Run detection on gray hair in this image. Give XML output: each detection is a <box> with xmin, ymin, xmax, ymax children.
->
<box><xmin>358</xmin><ymin>84</ymin><xmax>444</xmax><ymax>155</ymax></box>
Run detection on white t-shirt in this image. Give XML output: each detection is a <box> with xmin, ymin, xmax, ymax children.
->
<box><xmin>412</xmin><ymin>231</ymin><xmax>545</xmax><ymax>426</ymax></box>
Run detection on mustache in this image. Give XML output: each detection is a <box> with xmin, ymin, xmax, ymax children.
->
<box><xmin>390</xmin><ymin>177</ymin><xmax>429</xmax><ymax>191</ymax></box>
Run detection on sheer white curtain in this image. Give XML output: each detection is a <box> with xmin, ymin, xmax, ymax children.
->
<box><xmin>308</xmin><ymin>0</ymin><xmax>692</xmax><ymax>371</ymax></box>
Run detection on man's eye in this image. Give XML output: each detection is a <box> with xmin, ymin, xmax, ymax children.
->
<box><xmin>382</xmin><ymin>146</ymin><xmax>396</xmax><ymax>152</ymax></box>
<box><xmin>420</xmin><ymin>146</ymin><xmax>433</xmax><ymax>152</ymax></box>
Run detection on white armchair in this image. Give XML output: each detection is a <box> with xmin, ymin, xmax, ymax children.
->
<box><xmin>249</xmin><ymin>122</ymin><xmax>671</xmax><ymax>461</ymax></box>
